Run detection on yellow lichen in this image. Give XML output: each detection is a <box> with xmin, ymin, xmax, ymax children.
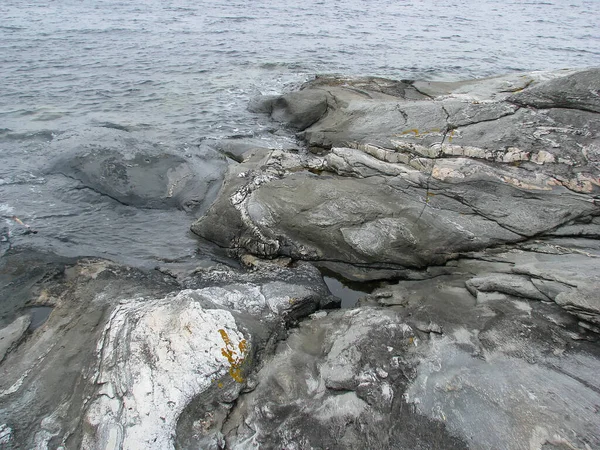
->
<box><xmin>218</xmin><ymin>329</ymin><xmax>248</xmax><ymax>383</ymax></box>
<box><xmin>401</xmin><ymin>128</ymin><xmax>420</xmax><ymax>136</ymax></box>
<box><xmin>448</xmin><ymin>129</ymin><xmax>455</xmax><ymax>143</ymax></box>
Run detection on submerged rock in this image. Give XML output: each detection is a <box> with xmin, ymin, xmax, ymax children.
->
<box><xmin>46</xmin><ymin>128</ymin><xmax>227</xmax><ymax>212</ymax></box>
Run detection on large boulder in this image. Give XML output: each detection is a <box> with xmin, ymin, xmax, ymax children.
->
<box><xmin>192</xmin><ymin>69</ymin><xmax>600</xmax><ymax>273</ymax></box>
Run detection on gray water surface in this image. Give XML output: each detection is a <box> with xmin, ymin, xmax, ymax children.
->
<box><xmin>1</xmin><ymin>0</ymin><xmax>599</xmax><ymax>267</ymax></box>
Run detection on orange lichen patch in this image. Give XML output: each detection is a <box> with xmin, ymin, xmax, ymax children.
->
<box><xmin>218</xmin><ymin>329</ymin><xmax>248</xmax><ymax>383</ymax></box>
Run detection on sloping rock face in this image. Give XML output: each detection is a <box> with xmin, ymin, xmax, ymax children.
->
<box><xmin>3</xmin><ymin>69</ymin><xmax>599</xmax><ymax>450</ymax></box>
<box><xmin>220</xmin><ymin>240</ymin><xmax>600</xmax><ymax>450</ymax></box>
<box><xmin>192</xmin><ymin>69</ymin><xmax>600</xmax><ymax>272</ymax></box>
<box><xmin>185</xmin><ymin>69</ymin><xmax>600</xmax><ymax>449</ymax></box>
<box><xmin>0</xmin><ymin>248</ymin><xmax>330</xmax><ymax>449</ymax></box>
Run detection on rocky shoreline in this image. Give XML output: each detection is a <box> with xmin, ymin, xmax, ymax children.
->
<box><xmin>1</xmin><ymin>68</ymin><xmax>599</xmax><ymax>449</ymax></box>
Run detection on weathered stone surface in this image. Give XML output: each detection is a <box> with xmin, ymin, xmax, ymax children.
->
<box><xmin>0</xmin><ymin>248</ymin><xmax>330</xmax><ymax>449</ymax></box>
<box><xmin>223</xmin><ymin>308</ymin><xmax>468</xmax><ymax>450</ymax></box>
<box><xmin>270</xmin><ymin>90</ymin><xmax>330</xmax><ymax>131</ymax></box>
<box><xmin>509</xmin><ymin>68</ymin><xmax>600</xmax><ymax>113</ymax></box>
<box><xmin>82</xmin><ymin>294</ymin><xmax>247</xmax><ymax>450</ymax></box>
<box><xmin>193</xmin><ymin>69</ymin><xmax>600</xmax><ymax>274</ymax></box>
<box><xmin>184</xmin><ymin>71</ymin><xmax>600</xmax><ymax>449</ymax></box>
<box><xmin>46</xmin><ymin>128</ymin><xmax>227</xmax><ymax>212</ymax></box>
<box><xmin>223</xmin><ymin>245</ymin><xmax>600</xmax><ymax>449</ymax></box>
<box><xmin>4</xmin><ymin>69</ymin><xmax>600</xmax><ymax>450</ymax></box>
<box><xmin>0</xmin><ymin>250</ymin><xmax>179</xmax><ymax>449</ymax></box>
<box><xmin>0</xmin><ymin>316</ymin><xmax>30</xmax><ymax>363</ymax></box>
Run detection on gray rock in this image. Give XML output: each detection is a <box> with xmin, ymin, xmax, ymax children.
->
<box><xmin>465</xmin><ymin>274</ymin><xmax>550</xmax><ymax>302</ymax></box>
<box><xmin>223</xmin><ymin>308</ymin><xmax>468</xmax><ymax>450</ymax></box>
<box><xmin>4</xmin><ymin>69</ymin><xmax>600</xmax><ymax>450</ymax></box>
<box><xmin>46</xmin><ymin>128</ymin><xmax>227</xmax><ymax>212</ymax></box>
<box><xmin>270</xmin><ymin>89</ymin><xmax>329</xmax><ymax>130</ymax></box>
<box><xmin>0</xmin><ymin>315</ymin><xmax>30</xmax><ymax>363</ymax></box>
<box><xmin>249</xmin><ymin>90</ymin><xmax>329</xmax><ymax>131</ymax></box>
<box><xmin>509</xmin><ymin>68</ymin><xmax>600</xmax><ymax>113</ymax></box>
<box><xmin>222</xmin><ymin>251</ymin><xmax>600</xmax><ymax>449</ymax></box>
<box><xmin>192</xmin><ymin>69</ymin><xmax>600</xmax><ymax>275</ymax></box>
<box><xmin>0</xmin><ymin>248</ymin><xmax>329</xmax><ymax>449</ymax></box>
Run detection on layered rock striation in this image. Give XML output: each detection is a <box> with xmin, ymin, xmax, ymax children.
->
<box><xmin>193</xmin><ymin>69</ymin><xmax>599</xmax><ymax>273</ymax></box>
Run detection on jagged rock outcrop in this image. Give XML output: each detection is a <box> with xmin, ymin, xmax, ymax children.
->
<box><xmin>3</xmin><ymin>69</ymin><xmax>600</xmax><ymax>450</ymax></box>
<box><xmin>185</xmin><ymin>70</ymin><xmax>600</xmax><ymax>450</ymax></box>
<box><xmin>221</xmin><ymin>240</ymin><xmax>600</xmax><ymax>450</ymax></box>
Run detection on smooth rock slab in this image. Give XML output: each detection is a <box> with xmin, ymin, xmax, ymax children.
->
<box><xmin>0</xmin><ymin>316</ymin><xmax>30</xmax><ymax>363</ymax></box>
<box><xmin>47</xmin><ymin>128</ymin><xmax>227</xmax><ymax>212</ymax></box>
<box><xmin>192</xmin><ymin>69</ymin><xmax>600</xmax><ymax>273</ymax></box>
<box><xmin>509</xmin><ymin>68</ymin><xmax>600</xmax><ymax>113</ymax></box>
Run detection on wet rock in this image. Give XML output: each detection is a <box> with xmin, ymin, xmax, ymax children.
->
<box><xmin>46</xmin><ymin>128</ymin><xmax>227</xmax><ymax>212</ymax></box>
<box><xmin>0</xmin><ymin>247</ymin><xmax>330</xmax><ymax>449</ymax></box>
<box><xmin>251</xmin><ymin>90</ymin><xmax>329</xmax><ymax>131</ymax></box>
<box><xmin>0</xmin><ymin>315</ymin><xmax>30</xmax><ymax>363</ymax></box>
<box><xmin>0</xmin><ymin>249</ymin><xmax>179</xmax><ymax>449</ymax></box>
<box><xmin>192</xmin><ymin>69</ymin><xmax>600</xmax><ymax>274</ymax></box>
<box><xmin>3</xmin><ymin>69</ymin><xmax>600</xmax><ymax>450</ymax></box>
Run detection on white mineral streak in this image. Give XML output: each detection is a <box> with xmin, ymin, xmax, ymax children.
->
<box><xmin>0</xmin><ymin>424</ymin><xmax>12</xmax><ymax>445</ymax></box>
<box><xmin>82</xmin><ymin>291</ymin><xmax>247</xmax><ymax>450</ymax></box>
